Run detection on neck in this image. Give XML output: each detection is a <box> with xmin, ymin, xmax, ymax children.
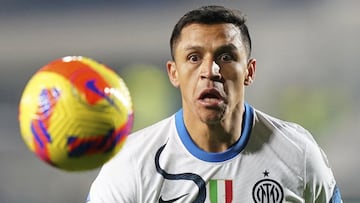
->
<box><xmin>184</xmin><ymin>106</ymin><xmax>245</xmax><ymax>153</ymax></box>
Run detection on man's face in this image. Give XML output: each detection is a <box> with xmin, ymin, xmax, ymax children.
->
<box><xmin>167</xmin><ymin>23</ymin><xmax>255</xmax><ymax>124</ymax></box>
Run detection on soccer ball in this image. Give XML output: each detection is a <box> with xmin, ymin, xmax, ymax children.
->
<box><xmin>18</xmin><ymin>56</ymin><xmax>134</xmax><ymax>171</ymax></box>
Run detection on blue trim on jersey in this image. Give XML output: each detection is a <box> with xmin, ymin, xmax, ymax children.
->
<box><xmin>330</xmin><ymin>185</ymin><xmax>342</xmax><ymax>203</ymax></box>
<box><xmin>175</xmin><ymin>103</ymin><xmax>254</xmax><ymax>162</ymax></box>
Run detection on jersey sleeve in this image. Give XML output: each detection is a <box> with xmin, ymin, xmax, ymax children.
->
<box><xmin>86</xmin><ymin>151</ymin><xmax>138</xmax><ymax>203</ymax></box>
<box><xmin>303</xmin><ymin>133</ymin><xmax>342</xmax><ymax>203</ymax></box>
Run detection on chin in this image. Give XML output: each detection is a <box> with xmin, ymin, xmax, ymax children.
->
<box><xmin>199</xmin><ymin>110</ymin><xmax>225</xmax><ymax>125</ymax></box>
<box><xmin>203</xmin><ymin>119</ymin><xmax>222</xmax><ymax>125</ymax></box>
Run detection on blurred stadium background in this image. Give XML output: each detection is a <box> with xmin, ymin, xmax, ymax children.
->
<box><xmin>0</xmin><ymin>0</ymin><xmax>359</xmax><ymax>202</ymax></box>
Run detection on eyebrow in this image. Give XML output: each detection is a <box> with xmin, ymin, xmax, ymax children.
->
<box><xmin>183</xmin><ymin>44</ymin><xmax>238</xmax><ymax>53</ymax></box>
<box><xmin>214</xmin><ymin>44</ymin><xmax>238</xmax><ymax>54</ymax></box>
<box><xmin>184</xmin><ymin>45</ymin><xmax>203</xmax><ymax>52</ymax></box>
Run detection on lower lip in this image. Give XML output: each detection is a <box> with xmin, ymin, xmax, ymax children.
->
<box><xmin>198</xmin><ymin>98</ymin><xmax>223</xmax><ymax>107</ymax></box>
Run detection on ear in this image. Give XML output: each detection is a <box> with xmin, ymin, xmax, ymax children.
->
<box><xmin>244</xmin><ymin>58</ymin><xmax>256</xmax><ymax>86</ymax></box>
<box><xmin>166</xmin><ymin>60</ymin><xmax>180</xmax><ymax>87</ymax></box>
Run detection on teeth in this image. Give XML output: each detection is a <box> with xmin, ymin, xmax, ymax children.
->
<box><xmin>203</xmin><ymin>98</ymin><xmax>219</xmax><ymax>102</ymax></box>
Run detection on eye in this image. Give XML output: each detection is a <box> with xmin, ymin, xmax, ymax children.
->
<box><xmin>218</xmin><ymin>53</ymin><xmax>234</xmax><ymax>62</ymax></box>
<box><xmin>188</xmin><ymin>54</ymin><xmax>201</xmax><ymax>63</ymax></box>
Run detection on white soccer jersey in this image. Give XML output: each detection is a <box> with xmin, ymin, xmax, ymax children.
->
<box><xmin>87</xmin><ymin>103</ymin><xmax>342</xmax><ymax>203</ymax></box>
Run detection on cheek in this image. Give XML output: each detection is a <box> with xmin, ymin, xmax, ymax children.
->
<box><xmin>178</xmin><ymin>64</ymin><xmax>199</xmax><ymax>84</ymax></box>
<box><xmin>222</xmin><ymin>66</ymin><xmax>246</xmax><ymax>82</ymax></box>
<box><xmin>177</xmin><ymin>68</ymin><xmax>197</xmax><ymax>93</ymax></box>
<box><xmin>179</xmin><ymin>75</ymin><xmax>198</xmax><ymax>93</ymax></box>
<box><xmin>222</xmin><ymin>66</ymin><xmax>247</xmax><ymax>96</ymax></box>
<box><xmin>224</xmin><ymin>81</ymin><xmax>245</xmax><ymax>106</ymax></box>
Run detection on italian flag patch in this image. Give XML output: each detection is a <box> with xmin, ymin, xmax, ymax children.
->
<box><xmin>208</xmin><ymin>179</ymin><xmax>233</xmax><ymax>203</ymax></box>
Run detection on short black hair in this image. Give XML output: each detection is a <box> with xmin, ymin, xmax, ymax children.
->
<box><xmin>170</xmin><ymin>5</ymin><xmax>252</xmax><ymax>59</ymax></box>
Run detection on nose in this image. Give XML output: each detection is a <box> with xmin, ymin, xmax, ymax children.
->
<box><xmin>201</xmin><ymin>61</ymin><xmax>222</xmax><ymax>81</ymax></box>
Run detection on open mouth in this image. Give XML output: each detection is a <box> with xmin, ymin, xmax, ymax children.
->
<box><xmin>198</xmin><ymin>89</ymin><xmax>224</xmax><ymax>104</ymax></box>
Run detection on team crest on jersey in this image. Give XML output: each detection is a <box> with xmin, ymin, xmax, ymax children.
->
<box><xmin>252</xmin><ymin>170</ymin><xmax>284</xmax><ymax>203</ymax></box>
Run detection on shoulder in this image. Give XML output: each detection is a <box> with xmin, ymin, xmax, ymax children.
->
<box><xmin>107</xmin><ymin>114</ymin><xmax>177</xmax><ymax>169</ymax></box>
<box><xmin>253</xmin><ymin>109</ymin><xmax>330</xmax><ymax>163</ymax></box>
<box><xmin>253</xmin><ymin>108</ymin><xmax>337</xmax><ymax>201</ymax></box>
<box><xmin>88</xmin><ymin>114</ymin><xmax>177</xmax><ymax>202</ymax></box>
<box><xmin>253</xmin><ymin>109</ymin><xmax>316</xmax><ymax>148</ymax></box>
<box><xmin>120</xmin><ymin>115</ymin><xmax>176</xmax><ymax>154</ymax></box>
<box><xmin>252</xmin><ymin>108</ymin><xmax>335</xmax><ymax>177</ymax></box>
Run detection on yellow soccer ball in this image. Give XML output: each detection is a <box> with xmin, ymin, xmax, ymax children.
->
<box><xmin>18</xmin><ymin>56</ymin><xmax>133</xmax><ymax>171</ymax></box>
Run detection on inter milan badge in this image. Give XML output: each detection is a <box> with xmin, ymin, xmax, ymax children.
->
<box><xmin>252</xmin><ymin>170</ymin><xmax>284</xmax><ymax>203</ymax></box>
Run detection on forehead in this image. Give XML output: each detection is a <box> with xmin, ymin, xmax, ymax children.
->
<box><xmin>176</xmin><ymin>23</ymin><xmax>243</xmax><ymax>49</ymax></box>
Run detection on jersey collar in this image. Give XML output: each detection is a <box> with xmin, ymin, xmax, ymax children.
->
<box><xmin>175</xmin><ymin>102</ymin><xmax>254</xmax><ymax>162</ymax></box>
